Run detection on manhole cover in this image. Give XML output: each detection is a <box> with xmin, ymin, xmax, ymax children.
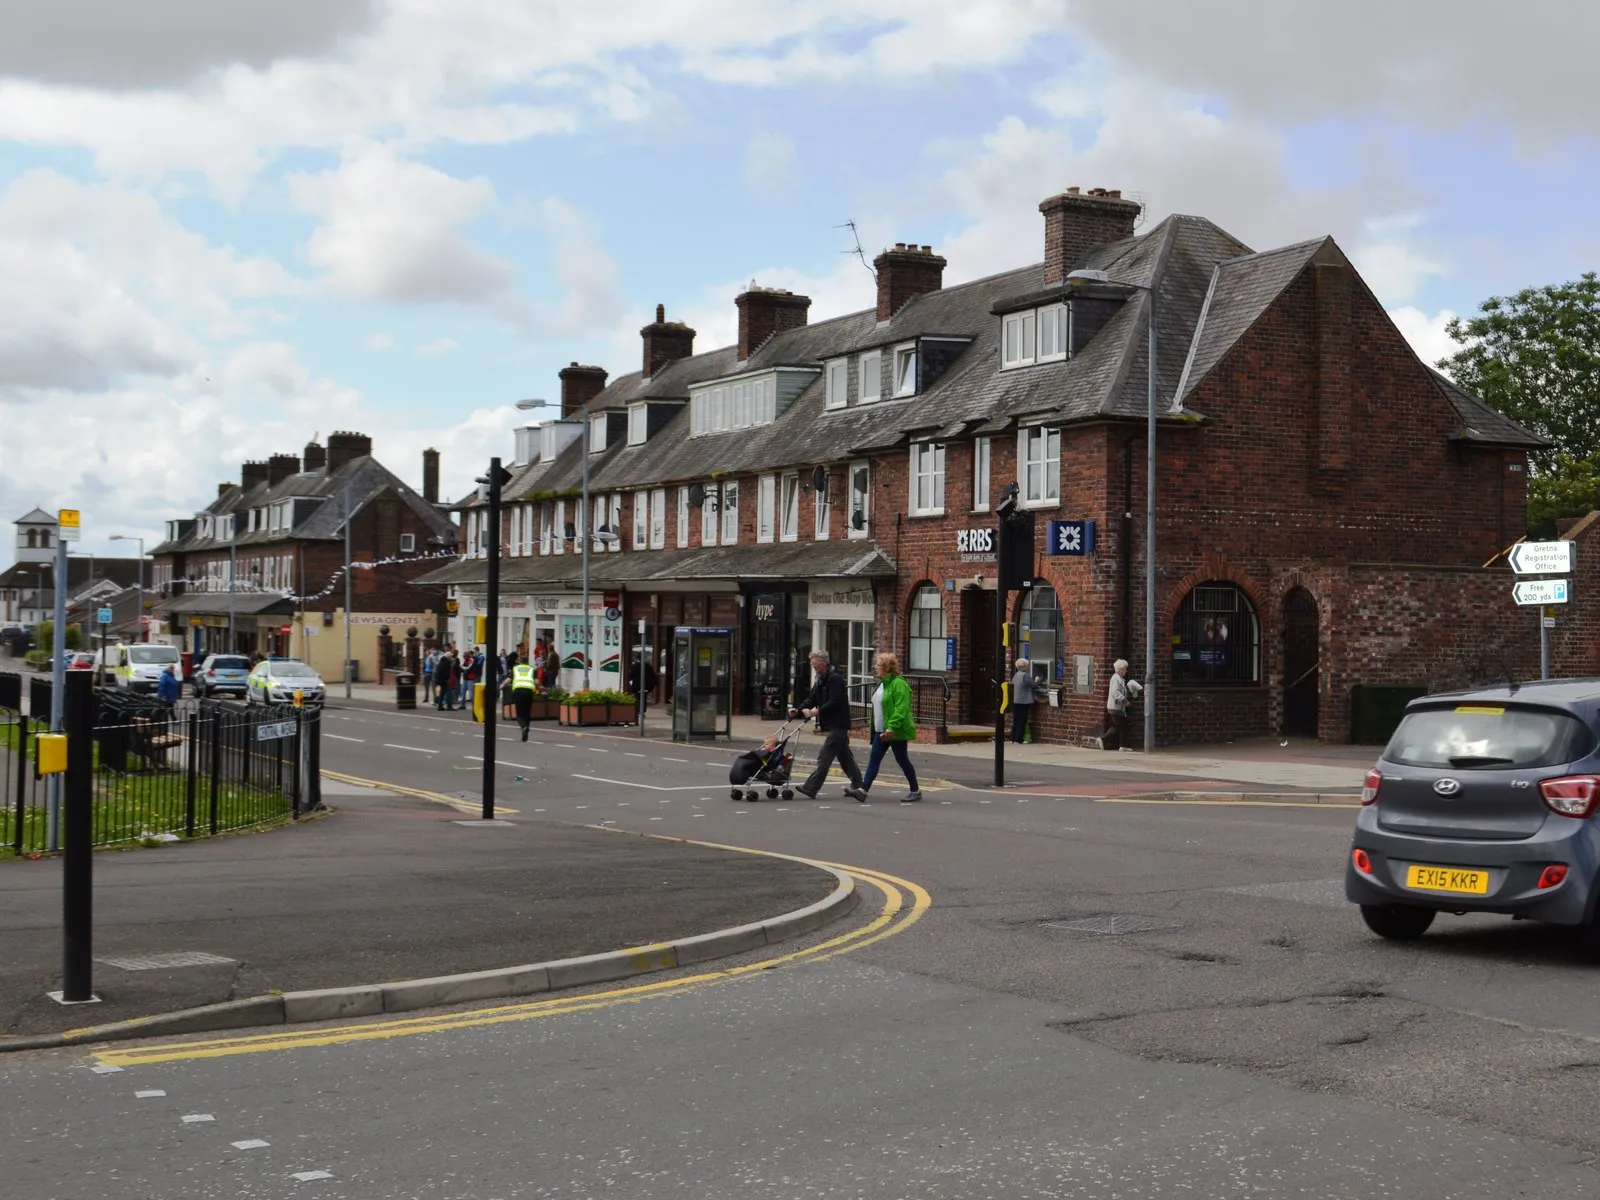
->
<box><xmin>98</xmin><ymin>951</ymin><xmax>235</xmax><ymax>971</ymax></box>
<box><xmin>1042</xmin><ymin>915</ymin><xmax>1185</xmax><ymax>936</ymax></box>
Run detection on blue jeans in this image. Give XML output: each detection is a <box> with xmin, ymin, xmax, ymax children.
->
<box><xmin>862</xmin><ymin>735</ymin><xmax>918</xmax><ymax>793</ymax></box>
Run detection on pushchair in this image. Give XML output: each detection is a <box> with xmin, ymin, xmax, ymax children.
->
<box><xmin>728</xmin><ymin>714</ymin><xmax>805</xmax><ymax>802</ymax></box>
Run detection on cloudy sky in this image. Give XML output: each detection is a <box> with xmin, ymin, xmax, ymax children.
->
<box><xmin>2</xmin><ymin>0</ymin><xmax>1596</xmax><ymax>556</ymax></box>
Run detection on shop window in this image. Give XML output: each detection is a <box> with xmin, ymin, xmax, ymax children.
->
<box><xmin>907</xmin><ymin>584</ymin><xmax>947</xmax><ymax>672</ymax></box>
<box><xmin>1019</xmin><ymin>584</ymin><xmax>1063</xmax><ymax>685</ymax></box>
<box><xmin>1171</xmin><ymin>583</ymin><xmax>1260</xmax><ymax>685</ymax></box>
<box><xmin>848</xmin><ymin>620</ymin><xmax>876</xmax><ymax>705</ymax></box>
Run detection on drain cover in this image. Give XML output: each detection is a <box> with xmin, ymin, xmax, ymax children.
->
<box><xmin>1042</xmin><ymin>915</ymin><xmax>1184</xmax><ymax>936</ymax></box>
<box><xmin>98</xmin><ymin>951</ymin><xmax>235</xmax><ymax>971</ymax></box>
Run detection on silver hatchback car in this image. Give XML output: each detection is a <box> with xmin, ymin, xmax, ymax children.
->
<box><xmin>1347</xmin><ymin>681</ymin><xmax>1600</xmax><ymax>947</ymax></box>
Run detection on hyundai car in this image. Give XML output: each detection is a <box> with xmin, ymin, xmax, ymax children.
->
<box><xmin>1346</xmin><ymin>681</ymin><xmax>1600</xmax><ymax>948</ymax></box>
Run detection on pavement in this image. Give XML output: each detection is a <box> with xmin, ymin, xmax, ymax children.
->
<box><xmin>0</xmin><ymin>780</ymin><xmax>837</xmax><ymax>1040</ymax></box>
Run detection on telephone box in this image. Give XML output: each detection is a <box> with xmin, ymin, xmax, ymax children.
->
<box><xmin>672</xmin><ymin>626</ymin><xmax>733</xmax><ymax>741</ymax></box>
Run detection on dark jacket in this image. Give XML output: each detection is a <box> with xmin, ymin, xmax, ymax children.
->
<box><xmin>802</xmin><ymin>667</ymin><xmax>851</xmax><ymax>732</ymax></box>
<box><xmin>157</xmin><ymin>669</ymin><xmax>181</xmax><ymax>703</ymax></box>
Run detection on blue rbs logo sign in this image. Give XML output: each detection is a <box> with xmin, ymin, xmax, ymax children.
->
<box><xmin>1046</xmin><ymin>519</ymin><xmax>1096</xmax><ymax>557</ymax></box>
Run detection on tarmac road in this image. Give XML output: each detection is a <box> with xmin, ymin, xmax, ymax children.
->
<box><xmin>3</xmin><ymin>704</ymin><xmax>1597</xmax><ymax>1197</ymax></box>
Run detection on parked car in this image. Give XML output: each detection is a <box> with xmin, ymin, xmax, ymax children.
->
<box><xmin>1</xmin><ymin>624</ymin><xmax>32</xmax><ymax>655</ymax></box>
<box><xmin>1347</xmin><ymin>681</ymin><xmax>1600</xmax><ymax>950</ymax></box>
<box><xmin>193</xmin><ymin>654</ymin><xmax>252</xmax><ymax>698</ymax></box>
<box><xmin>246</xmin><ymin>659</ymin><xmax>326</xmax><ymax>707</ymax></box>
<box><xmin>67</xmin><ymin>652</ymin><xmax>95</xmax><ymax>671</ymax></box>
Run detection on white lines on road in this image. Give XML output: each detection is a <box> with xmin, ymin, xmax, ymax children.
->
<box><xmin>181</xmin><ymin>1114</ymin><xmax>215</xmax><ymax>1124</ymax></box>
<box><xmin>625</xmin><ymin>752</ymin><xmax>646</xmax><ymax>758</ymax></box>
<box><xmin>326</xmin><ymin>734</ymin><xmax>365</xmax><ymax>743</ymax></box>
<box><xmin>382</xmin><ymin>744</ymin><xmax>437</xmax><ymax>754</ymax></box>
<box><xmin>571</xmin><ymin>774</ymin><xmax>714</xmax><ymax>792</ymax></box>
<box><xmin>590</xmin><ymin>748</ymin><xmax>610</xmax><ymax>753</ymax></box>
<box><xmin>135</xmin><ymin>1089</ymin><xmax>166</xmax><ymax>1098</ymax></box>
<box><xmin>464</xmin><ymin>756</ymin><xmax>542</xmax><ymax>771</ymax></box>
<box><xmin>232</xmin><ymin>1139</ymin><xmax>271</xmax><ymax>1150</ymax></box>
<box><xmin>90</xmin><ymin>1065</ymin><xmax>123</xmax><ymax>1074</ymax></box>
<box><xmin>664</xmin><ymin>757</ymin><xmax>688</xmax><ymax>762</ymax></box>
<box><xmin>293</xmin><ymin>1171</ymin><xmax>334</xmax><ymax>1182</ymax></box>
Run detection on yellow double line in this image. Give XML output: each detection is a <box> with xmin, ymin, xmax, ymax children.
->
<box><xmin>95</xmin><ymin>854</ymin><xmax>928</xmax><ymax>1067</ymax></box>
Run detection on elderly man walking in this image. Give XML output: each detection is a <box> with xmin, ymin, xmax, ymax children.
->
<box><xmin>790</xmin><ymin>650</ymin><xmax>864</xmax><ymax>801</ymax></box>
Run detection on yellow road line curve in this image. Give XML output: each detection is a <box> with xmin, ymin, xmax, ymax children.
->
<box><xmin>96</xmin><ymin>859</ymin><xmax>929</xmax><ymax>1067</ymax></box>
<box><xmin>321</xmin><ymin>769</ymin><xmax>519</xmax><ymax>816</ymax></box>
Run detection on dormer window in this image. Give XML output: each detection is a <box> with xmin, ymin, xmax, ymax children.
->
<box><xmin>589</xmin><ymin>414</ymin><xmax>607</xmax><ymax>453</ymax></box>
<box><xmin>627</xmin><ymin>404</ymin><xmax>647</xmax><ymax>446</ymax></box>
<box><xmin>825</xmin><ymin>360</ymin><xmax>848</xmax><ymax>410</ymax></box>
<box><xmin>1003</xmin><ymin>303</ymin><xmax>1068</xmax><ymax>368</ymax></box>
<box><xmin>1002</xmin><ymin>311</ymin><xmax>1035</xmax><ymax>367</ymax></box>
<box><xmin>893</xmin><ymin>344</ymin><xmax>917</xmax><ymax>397</ymax></box>
<box><xmin>858</xmin><ymin>351</ymin><xmax>881</xmax><ymax>403</ymax></box>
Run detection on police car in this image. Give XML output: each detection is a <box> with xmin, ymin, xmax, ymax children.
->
<box><xmin>246</xmin><ymin>658</ymin><xmax>326</xmax><ymax>707</ymax></box>
<box><xmin>100</xmin><ymin>643</ymin><xmax>183</xmax><ymax>693</ymax></box>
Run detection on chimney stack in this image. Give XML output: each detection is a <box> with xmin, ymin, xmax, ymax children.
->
<box><xmin>217</xmin><ymin>482</ymin><xmax>234</xmax><ymax>498</ymax></box>
<box><xmin>1039</xmin><ymin>187</ymin><xmax>1143</xmax><ymax>285</ymax></box>
<box><xmin>325</xmin><ymin>430</ymin><xmax>373</xmax><ymax>473</ymax></box>
<box><xmin>559</xmin><ymin>362</ymin><xmax>610</xmax><ymax>418</ymax></box>
<box><xmin>640</xmin><ymin>304</ymin><xmax>696</xmax><ymax>379</ymax></box>
<box><xmin>873</xmin><ymin>243</ymin><xmax>946</xmax><ymax>322</ymax></box>
<box><xmin>303</xmin><ymin>439</ymin><xmax>327</xmax><ymax>472</ymax></box>
<box><xmin>735</xmin><ymin>287</ymin><xmax>811</xmax><ymax>361</ymax></box>
<box><xmin>241</xmin><ymin>460</ymin><xmax>269</xmax><ymax>491</ymax></box>
<box><xmin>422</xmin><ymin>448</ymin><xmax>440</xmax><ymax>504</ymax></box>
<box><xmin>266</xmin><ymin>453</ymin><xmax>300</xmax><ymax>486</ymax></box>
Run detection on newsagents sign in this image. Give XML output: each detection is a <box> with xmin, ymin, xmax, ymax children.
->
<box><xmin>808</xmin><ymin>582</ymin><xmax>875</xmax><ymax>621</ymax></box>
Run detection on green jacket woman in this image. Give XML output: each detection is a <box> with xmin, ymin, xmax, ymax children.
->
<box><xmin>847</xmin><ymin>652</ymin><xmax>922</xmax><ymax>803</ymax></box>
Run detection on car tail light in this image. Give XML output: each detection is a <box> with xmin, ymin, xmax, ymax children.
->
<box><xmin>1352</xmin><ymin>848</ymin><xmax>1374</xmax><ymax>875</ymax></box>
<box><xmin>1539</xmin><ymin>776</ymin><xmax>1600</xmax><ymax>818</ymax></box>
<box><xmin>1537</xmin><ymin>865</ymin><xmax>1569</xmax><ymax>890</ymax></box>
<box><xmin>208</xmin><ymin>668</ymin><xmax>215</xmax><ymax>676</ymax></box>
<box><xmin>1361</xmin><ymin>769</ymin><xmax>1382</xmax><ymax>806</ymax></box>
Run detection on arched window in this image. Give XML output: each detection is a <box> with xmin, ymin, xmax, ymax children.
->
<box><xmin>906</xmin><ymin>583</ymin><xmax>947</xmax><ymax>671</ymax></box>
<box><xmin>1019</xmin><ymin>583</ymin><xmax>1063</xmax><ymax>685</ymax></box>
<box><xmin>1171</xmin><ymin>582</ymin><xmax>1260</xmax><ymax>685</ymax></box>
<box><xmin>38</xmin><ymin>530</ymin><xmax>50</xmax><ymax>549</ymax></box>
<box><xmin>25</xmin><ymin>530</ymin><xmax>37</xmax><ymax>548</ymax></box>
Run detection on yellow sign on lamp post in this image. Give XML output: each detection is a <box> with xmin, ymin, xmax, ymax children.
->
<box><xmin>58</xmin><ymin>509</ymin><xmax>81</xmax><ymax>543</ymax></box>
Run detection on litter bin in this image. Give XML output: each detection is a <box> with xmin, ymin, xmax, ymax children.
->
<box><xmin>395</xmin><ymin>672</ymin><xmax>417</xmax><ymax>711</ymax></box>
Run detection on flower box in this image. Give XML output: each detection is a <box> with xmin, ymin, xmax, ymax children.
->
<box><xmin>560</xmin><ymin>702</ymin><xmax>609</xmax><ymax>726</ymax></box>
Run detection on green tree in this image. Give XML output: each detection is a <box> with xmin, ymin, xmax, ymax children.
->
<box><xmin>1441</xmin><ymin>272</ymin><xmax>1600</xmax><ymax>533</ymax></box>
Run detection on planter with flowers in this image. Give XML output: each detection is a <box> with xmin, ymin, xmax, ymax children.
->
<box><xmin>559</xmin><ymin>688</ymin><xmax>635</xmax><ymax>726</ymax></box>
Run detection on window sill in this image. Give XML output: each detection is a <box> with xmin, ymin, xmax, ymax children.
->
<box><xmin>1019</xmin><ymin>499</ymin><xmax>1060</xmax><ymax>511</ymax></box>
<box><xmin>908</xmin><ymin>509</ymin><xmax>946</xmax><ymax>519</ymax></box>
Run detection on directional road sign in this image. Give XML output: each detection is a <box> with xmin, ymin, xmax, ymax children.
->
<box><xmin>96</xmin><ymin>608</ymin><xmax>112</xmax><ymax>625</ymax></box>
<box><xmin>1512</xmin><ymin>579</ymin><xmax>1569</xmax><ymax>606</ymax></box>
<box><xmin>1509</xmin><ymin>540</ymin><xmax>1574</xmax><ymax>575</ymax></box>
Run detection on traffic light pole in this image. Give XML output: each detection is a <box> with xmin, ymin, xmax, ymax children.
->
<box><xmin>480</xmin><ymin>457</ymin><xmax>511</xmax><ymax>822</ymax></box>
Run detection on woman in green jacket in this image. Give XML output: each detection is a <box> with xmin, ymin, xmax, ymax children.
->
<box><xmin>846</xmin><ymin>652</ymin><xmax>921</xmax><ymax>804</ymax></box>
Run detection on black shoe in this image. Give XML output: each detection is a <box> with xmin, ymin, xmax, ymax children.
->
<box><xmin>845</xmin><ymin>785</ymin><xmax>867</xmax><ymax>803</ymax></box>
<box><xmin>794</xmin><ymin>785</ymin><xmax>818</xmax><ymax>800</ymax></box>
<box><xmin>521</xmin><ymin>728</ymin><xmax>529</xmax><ymax>741</ymax></box>
<box><xmin>901</xmin><ymin>790</ymin><xmax>922</xmax><ymax>804</ymax></box>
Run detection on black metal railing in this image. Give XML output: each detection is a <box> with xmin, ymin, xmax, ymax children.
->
<box><xmin>1</xmin><ymin>676</ymin><xmax>321</xmax><ymax>858</ymax></box>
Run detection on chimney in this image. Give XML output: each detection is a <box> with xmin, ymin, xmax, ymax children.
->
<box><xmin>266</xmin><ymin>453</ymin><xmax>300</xmax><ymax>486</ymax></box>
<box><xmin>640</xmin><ymin>304</ymin><xmax>696</xmax><ymax>378</ymax></box>
<box><xmin>217</xmin><ymin>482</ymin><xmax>234</xmax><ymax>498</ymax></box>
<box><xmin>303</xmin><ymin>439</ymin><xmax>327</xmax><ymax>471</ymax></box>
<box><xmin>422</xmin><ymin>447</ymin><xmax>440</xmax><ymax>504</ymax></box>
<box><xmin>1039</xmin><ymin>187</ymin><xmax>1143</xmax><ymax>285</ymax></box>
<box><xmin>241</xmin><ymin>460</ymin><xmax>269</xmax><ymax>491</ymax></box>
<box><xmin>326</xmin><ymin>430</ymin><xmax>373</xmax><ymax>472</ymax></box>
<box><xmin>559</xmin><ymin>362</ymin><xmax>609</xmax><ymax>418</ymax></box>
<box><xmin>873</xmin><ymin>243</ymin><xmax>946</xmax><ymax>322</ymax></box>
<box><xmin>735</xmin><ymin>287</ymin><xmax>811</xmax><ymax>361</ymax></box>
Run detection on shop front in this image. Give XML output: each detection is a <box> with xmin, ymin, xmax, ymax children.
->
<box><xmin>456</xmin><ymin>590</ymin><xmax>622</xmax><ymax>692</ymax></box>
<box><xmin>742</xmin><ymin>587</ymin><xmax>812</xmax><ymax>719</ymax></box>
<box><xmin>807</xmin><ymin>580</ymin><xmax>879</xmax><ymax>704</ymax></box>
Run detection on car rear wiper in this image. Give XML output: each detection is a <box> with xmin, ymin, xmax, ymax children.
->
<box><xmin>1447</xmin><ymin>755</ymin><xmax>1516</xmax><ymax>767</ymax></box>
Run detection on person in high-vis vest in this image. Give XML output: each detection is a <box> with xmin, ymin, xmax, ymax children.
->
<box><xmin>510</xmin><ymin>651</ymin><xmax>538</xmax><ymax>740</ymax></box>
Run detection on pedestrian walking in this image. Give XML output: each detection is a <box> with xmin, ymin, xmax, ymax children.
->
<box><xmin>1010</xmin><ymin>657</ymin><xmax>1035</xmax><ymax>744</ymax></box>
<box><xmin>846</xmin><ymin>652</ymin><xmax>921</xmax><ymax>803</ymax></box>
<box><xmin>631</xmin><ymin>649</ymin><xmax>657</xmax><ymax>716</ymax></box>
<box><xmin>790</xmin><ymin>650</ymin><xmax>863</xmax><ymax>800</ymax></box>
<box><xmin>1103</xmin><ymin>659</ymin><xmax>1142</xmax><ymax>750</ymax></box>
<box><xmin>499</xmin><ymin>650</ymin><xmax>516</xmax><ymax>718</ymax></box>
<box><xmin>422</xmin><ymin>646</ymin><xmax>439</xmax><ymax>705</ymax></box>
<box><xmin>510</xmin><ymin>652</ymin><xmax>537</xmax><ymax>740</ymax></box>
<box><xmin>156</xmin><ymin>662</ymin><xmax>181</xmax><ymax>707</ymax></box>
<box><xmin>432</xmin><ymin>648</ymin><xmax>453</xmax><ymax>710</ymax></box>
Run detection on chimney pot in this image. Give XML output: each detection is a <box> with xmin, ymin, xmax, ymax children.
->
<box><xmin>1039</xmin><ymin>186</ymin><xmax>1143</xmax><ymax>285</ymax></box>
<box><xmin>266</xmin><ymin>453</ymin><xmax>301</xmax><ymax>486</ymax></box>
<box><xmin>655</xmin><ymin>304</ymin><xmax>665</xmax><ymax>322</ymax></box>
<box><xmin>422</xmin><ymin>447</ymin><xmax>440</xmax><ymax>504</ymax></box>
<box><xmin>639</xmin><ymin>307</ymin><xmax>695</xmax><ymax>378</ymax></box>
<box><xmin>872</xmin><ymin>241</ymin><xmax>947</xmax><ymax>322</ymax></box>
<box><xmin>241</xmin><ymin>460</ymin><xmax>269</xmax><ymax>492</ymax></box>
<box><xmin>325</xmin><ymin>430</ymin><xmax>373</xmax><ymax>473</ymax></box>
<box><xmin>735</xmin><ymin>286</ymin><xmax>811</xmax><ymax>361</ymax></box>
<box><xmin>303</xmin><ymin>439</ymin><xmax>327</xmax><ymax>472</ymax></box>
<box><xmin>559</xmin><ymin>362</ymin><xmax>610</xmax><ymax>417</ymax></box>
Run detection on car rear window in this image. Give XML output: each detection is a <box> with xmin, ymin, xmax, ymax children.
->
<box><xmin>1386</xmin><ymin>705</ymin><xmax>1594</xmax><ymax>770</ymax></box>
<box><xmin>213</xmin><ymin>656</ymin><xmax>250</xmax><ymax>670</ymax></box>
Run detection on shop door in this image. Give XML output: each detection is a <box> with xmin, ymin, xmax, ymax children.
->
<box><xmin>964</xmin><ymin>588</ymin><xmax>997</xmax><ymax>725</ymax></box>
<box><xmin>749</xmin><ymin>593</ymin><xmax>785</xmax><ymax>719</ymax></box>
<box><xmin>825</xmin><ymin>622</ymin><xmax>848</xmax><ymax>678</ymax></box>
<box><xmin>1282</xmin><ymin>587</ymin><xmax>1319</xmax><ymax>738</ymax></box>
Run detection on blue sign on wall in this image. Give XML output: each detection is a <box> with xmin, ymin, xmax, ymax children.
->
<box><xmin>1046</xmin><ymin>519</ymin><xmax>1096</xmax><ymax>557</ymax></box>
<box><xmin>945</xmin><ymin>637</ymin><xmax>957</xmax><ymax>671</ymax></box>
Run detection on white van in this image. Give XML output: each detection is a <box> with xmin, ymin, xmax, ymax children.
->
<box><xmin>100</xmin><ymin>643</ymin><xmax>182</xmax><ymax>694</ymax></box>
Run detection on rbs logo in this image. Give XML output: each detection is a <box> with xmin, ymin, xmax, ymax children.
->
<box><xmin>956</xmin><ymin>529</ymin><xmax>994</xmax><ymax>554</ymax></box>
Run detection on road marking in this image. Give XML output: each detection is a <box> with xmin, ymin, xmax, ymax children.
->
<box><xmin>571</xmin><ymin>774</ymin><xmax>712</xmax><ymax>792</ymax></box>
<box><xmin>326</xmin><ymin>734</ymin><xmax>364</xmax><ymax>743</ymax></box>
<box><xmin>1094</xmin><ymin>797</ymin><xmax>1351</xmax><ymax>810</ymax></box>
<box><xmin>625</xmin><ymin>752</ymin><xmax>646</xmax><ymax>758</ymax></box>
<box><xmin>382</xmin><ymin>744</ymin><xmax>437</xmax><ymax>754</ymax></box>
<box><xmin>232</xmin><ymin>1139</ymin><xmax>270</xmax><ymax>1150</ymax></box>
<box><xmin>90</xmin><ymin>1064</ymin><xmax>123</xmax><ymax>1074</ymax></box>
<box><xmin>181</xmin><ymin>1114</ymin><xmax>214</xmax><ymax>1124</ymax></box>
<box><xmin>292</xmin><ymin>1171</ymin><xmax>333</xmax><ymax>1182</ymax></box>
<box><xmin>320</xmin><ymin>770</ymin><xmax>517</xmax><ymax>816</ymax></box>
<box><xmin>464</xmin><ymin>756</ymin><xmax>542</xmax><ymax>771</ymax></box>
<box><xmin>96</xmin><ymin>844</ymin><xmax>929</xmax><ymax>1066</ymax></box>
<box><xmin>135</xmin><ymin>1089</ymin><xmax>165</xmax><ymax>1098</ymax></box>
<box><xmin>664</xmin><ymin>757</ymin><xmax>688</xmax><ymax>763</ymax></box>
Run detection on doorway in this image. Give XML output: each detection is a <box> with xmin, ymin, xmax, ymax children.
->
<box><xmin>963</xmin><ymin>587</ymin><xmax>997</xmax><ymax>725</ymax></box>
<box><xmin>1282</xmin><ymin>587</ymin><xmax>1319</xmax><ymax>738</ymax></box>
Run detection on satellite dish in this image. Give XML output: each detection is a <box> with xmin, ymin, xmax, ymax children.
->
<box><xmin>810</xmin><ymin>465</ymin><xmax>827</xmax><ymax>492</ymax></box>
<box><xmin>850</xmin><ymin>509</ymin><xmax>866</xmax><ymax>531</ymax></box>
<box><xmin>688</xmin><ymin>483</ymin><xmax>705</xmax><ymax>508</ymax></box>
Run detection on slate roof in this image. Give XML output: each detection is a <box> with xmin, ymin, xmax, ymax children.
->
<box><xmin>153</xmin><ymin>591</ymin><xmax>293</xmax><ymax>617</ymax></box>
<box><xmin>1429</xmin><ymin>369</ymin><xmax>1550</xmax><ymax>449</ymax></box>
<box><xmin>13</xmin><ymin>507</ymin><xmax>54</xmax><ymax>525</ymax></box>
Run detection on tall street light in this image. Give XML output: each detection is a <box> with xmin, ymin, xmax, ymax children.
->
<box><xmin>1067</xmin><ymin>268</ymin><xmax>1158</xmax><ymax>754</ymax></box>
<box><xmin>108</xmin><ymin>534</ymin><xmax>145</xmax><ymax>643</ymax></box>
<box><xmin>516</xmin><ymin>399</ymin><xmax>617</xmax><ymax>690</ymax></box>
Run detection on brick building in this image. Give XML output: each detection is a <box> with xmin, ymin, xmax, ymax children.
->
<box><xmin>422</xmin><ymin>188</ymin><xmax>1547</xmax><ymax>745</ymax></box>
<box><xmin>150</xmin><ymin>433</ymin><xmax>457</xmax><ymax>681</ymax></box>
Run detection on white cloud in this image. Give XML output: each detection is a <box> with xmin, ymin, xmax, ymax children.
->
<box><xmin>365</xmin><ymin>332</ymin><xmax>393</xmax><ymax>350</ymax></box>
<box><xmin>533</xmin><ymin>197</ymin><xmax>623</xmax><ymax>334</ymax></box>
<box><xmin>1389</xmin><ymin>306</ymin><xmax>1461</xmax><ymax>371</ymax></box>
<box><xmin>1349</xmin><ymin>214</ymin><xmax>1448</xmax><ymax>305</ymax></box>
<box><xmin>741</xmin><ymin>130</ymin><xmax>799</xmax><ymax>197</ymax></box>
<box><xmin>416</xmin><ymin>338</ymin><xmax>460</xmax><ymax>357</ymax></box>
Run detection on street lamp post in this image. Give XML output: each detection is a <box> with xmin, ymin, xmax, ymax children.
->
<box><xmin>1067</xmin><ymin>269</ymin><xmax>1158</xmax><ymax>753</ymax></box>
<box><xmin>108</xmin><ymin>535</ymin><xmax>145</xmax><ymax>643</ymax></box>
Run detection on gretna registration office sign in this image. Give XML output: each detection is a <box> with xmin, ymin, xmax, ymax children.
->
<box><xmin>956</xmin><ymin>528</ymin><xmax>997</xmax><ymax>563</ymax></box>
<box><xmin>808</xmin><ymin>582</ymin><xmax>875</xmax><ymax>621</ymax></box>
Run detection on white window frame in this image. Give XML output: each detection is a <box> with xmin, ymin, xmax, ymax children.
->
<box><xmin>676</xmin><ymin>487</ymin><xmax>689</xmax><ymax>548</ymax></box>
<box><xmin>589</xmin><ymin>413</ymin><xmax>607</xmax><ymax>454</ymax></box>
<box><xmin>892</xmin><ymin>343</ymin><xmax>917</xmax><ymax>397</ymax></box>
<box><xmin>633</xmin><ymin>491</ymin><xmax>648</xmax><ymax>550</ymax></box>
<box><xmin>608</xmin><ymin>494</ymin><xmax>624</xmax><ymax>553</ymax></box>
<box><xmin>1019</xmin><ymin>425</ymin><xmax>1061</xmax><ymax>507</ymax></box>
<box><xmin>523</xmin><ymin>504</ymin><xmax>535</xmax><ymax>555</ymax></box>
<box><xmin>650</xmin><ymin>488</ymin><xmax>666</xmax><ymax>549</ymax></box>
<box><xmin>1002</xmin><ymin>310</ymin><xmax>1036</xmax><ymax>368</ymax></box>
<box><xmin>858</xmin><ymin>351</ymin><xmax>881</xmax><ymax>403</ymax></box>
<box><xmin>909</xmin><ymin>442</ymin><xmax>945</xmax><ymax>516</ymax></box>
<box><xmin>1037</xmin><ymin>303</ymin><xmax>1067</xmax><ymax>362</ymax></box>
<box><xmin>509</xmin><ymin>506</ymin><xmax>521</xmax><ymax>556</ymax></box>
<box><xmin>701</xmin><ymin>483</ymin><xmax>719</xmax><ymax>546</ymax></box>
<box><xmin>540</xmin><ymin>502</ymin><xmax>552</xmax><ymax>555</ymax></box>
<box><xmin>779</xmin><ymin>473</ymin><xmax>799</xmax><ymax>542</ymax></box>
<box><xmin>720</xmin><ymin>481</ymin><xmax>739</xmax><ymax>545</ymax></box>
<box><xmin>814</xmin><ymin>474</ymin><xmax>831</xmax><ymax>540</ymax></box>
<box><xmin>848</xmin><ymin>461</ymin><xmax>870</xmax><ymax>540</ymax></box>
<box><xmin>972</xmin><ymin>437</ymin><xmax>991</xmax><ymax>512</ymax></box>
<box><xmin>757</xmin><ymin>474</ymin><xmax>776</xmax><ymax>543</ymax></box>
<box><xmin>553</xmin><ymin>500</ymin><xmax>566</xmax><ymax>554</ymax></box>
<box><xmin>400</xmin><ymin>531</ymin><xmax>416</xmax><ymax>554</ymax></box>
<box><xmin>627</xmin><ymin>404</ymin><xmax>648</xmax><ymax>447</ymax></box>
<box><xmin>825</xmin><ymin>359</ymin><xmax>848</xmax><ymax>410</ymax></box>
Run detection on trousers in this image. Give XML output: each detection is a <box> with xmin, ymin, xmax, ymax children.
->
<box><xmin>862</xmin><ymin>735</ymin><xmax>918</xmax><ymax>792</ymax></box>
<box><xmin>513</xmin><ymin>690</ymin><xmax>533</xmax><ymax>733</ymax></box>
<box><xmin>803</xmin><ymin>728</ymin><xmax>862</xmax><ymax>794</ymax></box>
<box><xmin>1010</xmin><ymin>702</ymin><xmax>1033</xmax><ymax>744</ymax></box>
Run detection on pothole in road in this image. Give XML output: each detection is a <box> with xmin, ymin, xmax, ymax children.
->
<box><xmin>1040</xmin><ymin>914</ymin><xmax>1186</xmax><ymax>936</ymax></box>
